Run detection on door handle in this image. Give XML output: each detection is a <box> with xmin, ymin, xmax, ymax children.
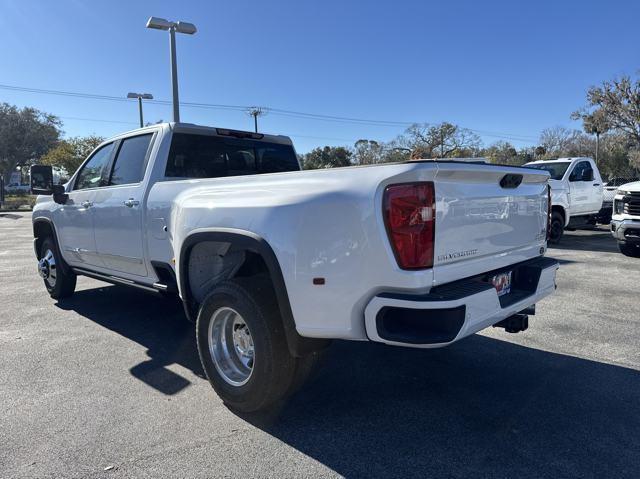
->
<box><xmin>81</xmin><ymin>201</ymin><xmax>93</xmax><ymax>208</ymax></box>
<box><xmin>593</xmin><ymin>183</ymin><xmax>601</xmax><ymax>186</ymax></box>
<box><xmin>123</xmin><ymin>198</ymin><xmax>140</xmax><ymax>208</ymax></box>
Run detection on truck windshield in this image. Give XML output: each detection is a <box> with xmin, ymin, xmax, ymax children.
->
<box><xmin>165</xmin><ymin>133</ymin><xmax>300</xmax><ymax>179</ymax></box>
<box><xmin>526</xmin><ymin>161</ymin><xmax>571</xmax><ymax>180</ymax></box>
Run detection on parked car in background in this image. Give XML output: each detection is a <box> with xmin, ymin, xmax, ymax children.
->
<box><xmin>4</xmin><ymin>183</ymin><xmax>31</xmax><ymax>194</ymax></box>
<box><xmin>524</xmin><ymin>157</ymin><xmax>603</xmax><ymax>243</ymax></box>
<box><xmin>4</xmin><ymin>166</ymin><xmax>68</xmax><ymax>195</ymax></box>
<box><xmin>30</xmin><ymin>122</ymin><xmax>558</xmax><ymax>412</ymax></box>
<box><xmin>611</xmin><ymin>181</ymin><xmax>640</xmax><ymax>257</ymax></box>
<box><xmin>599</xmin><ymin>177</ymin><xmax>639</xmax><ymax>224</ymax></box>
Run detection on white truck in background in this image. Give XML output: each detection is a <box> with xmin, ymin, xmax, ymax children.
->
<box><xmin>30</xmin><ymin>122</ymin><xmax>558</xmax><ymax>412</ymax></box>
<box><xmin>599</xmin><ymin>176</ymin><xmax>639</xmax><ymax>224</ymax></box>
<box><xmin>611</xmin><ymin>181</ymin><xmax>640</xmax><ymax>257</ymax></box>
<box><xmin>525</xmin><ymin>158</ymin><xmax>604</xmax><ymax>243</ymax></box>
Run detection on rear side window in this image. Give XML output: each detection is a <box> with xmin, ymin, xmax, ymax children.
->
<box><xmin>165</xmin><ymin>133</ymin><xmax>299</xmax><ymax>179</ymax></box>
<box><xmin>109</xmin><ymin>134</ymin><xmax>153</xmax><ymax>186</ymax></box>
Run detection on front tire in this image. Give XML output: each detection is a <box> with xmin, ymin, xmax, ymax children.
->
<box><xmin>618</xmin><ymin>242</ymin><xmax>640</xmax><ymax>258</ymax></box>
<box><xmin>39</xmin><ymin>237</ymin><xmax>76</xmax><ymax>299</ymax></box>
<box><xmin>548</xmin><ymin>211</ymin><xmax>564</xmax><ymax>244</ymax></box>
<box><xmin>196</xmin><ymin>277</ymin><xmax>301</xmax><ymax>412</ymax></box>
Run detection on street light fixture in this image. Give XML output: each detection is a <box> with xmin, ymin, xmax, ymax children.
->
<box><xmin>127</xmin><ymin>92</ymin><xmax>153</xmax><ymax>128</ymax></box>
<box><xmin>145</xmin><ymin>16</ymin><xmax>197</xmax><ymax>123</ymax></box>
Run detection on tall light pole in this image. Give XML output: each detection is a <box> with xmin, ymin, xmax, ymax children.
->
<box><xmin>146</xmin><ymin>17</ymin><xmax>197</xmax><ymax>123</ymax></box>
<box><xmin>246</xmin><ymin>107</ymin><xmax>267</xmax><ymax>132</ymax></box>
<box><xmin>127</xmin><ymin>92</ymin><xmax>153</xmax><ymax>127</ymax></box>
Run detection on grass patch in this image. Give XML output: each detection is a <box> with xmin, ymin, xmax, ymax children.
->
<box><xmin>1</xmin><ymin>194</ymin><xmax>36</xmax><ymax>210</ymax></box>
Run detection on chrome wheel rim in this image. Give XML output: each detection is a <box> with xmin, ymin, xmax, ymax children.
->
<box><xmin>38</xmin><ymin>249</ymin><xmax>57</xmax><ymax>288</ymax></box>
<box><xmin>208</xmin><ymin>307</ymin><xmax>254</xmax><ymax>386</ymax></box>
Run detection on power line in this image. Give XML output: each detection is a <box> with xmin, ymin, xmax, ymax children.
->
<box><xmin>0</xmin><ymin>82</ymin><xmax>538</xmax><ymax>142</ymax></box>
<box><xmin>60</xmin><ymin>116</ymin><xmax>138</xmax><ymax>125</ymax></box>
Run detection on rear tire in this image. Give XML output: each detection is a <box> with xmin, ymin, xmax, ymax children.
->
<box><xmin>196</xmin><ymin>277</ymin><xmax>309</xmax><ymax>412</ymax></box>
<box><xmin>548</xmin><ymin>211</ymin><xmax>564</xmax><ymax>244</ymax></box>
<box><xmin>618</xmin><ymin>242</ymin><xmax>640</xmax><ymax>258</ymax></box>
<box><xmin>39</xmin><ymin>237</ymin><xmax>76</xmax><ymax>299</ymax></box>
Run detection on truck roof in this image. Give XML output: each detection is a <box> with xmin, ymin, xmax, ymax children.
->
<box><xmin>108</xmin><ymin>122</ymin><xmax>294</xmax><ymax>146</ymax></box>
<box><xmin>526</xmin><ymin>157</ymin><xmax>594</xmax><ymax>165</ymax></box>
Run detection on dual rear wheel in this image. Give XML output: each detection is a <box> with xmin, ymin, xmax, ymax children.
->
<box><xmin>196</xmin><ymin>278</ymin><xmax>321</xmax><ymax>412</ymax></box>
<box><xmin>37</xmin><ymin>236</ymin><xmax>319</xmax><ymax>412</ymax></box>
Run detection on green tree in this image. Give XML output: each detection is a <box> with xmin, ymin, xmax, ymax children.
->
<box><xmin>0</xmin><ymin>103</ymin><xmax>61</xmax><ymax>183</ymax></box>
<box><xmin>571</xmin><ymin>108</ymin><xmax>610</xmax><ymax>164</ymax></box>
<box><xmin>353</xmin><ymin>139</ymin><xmax>385</xmax><ymax>165</ymax></box>
<box><xmin>483</xmin><ymin>141</ymin><xmax>519</xmax><ymax>165</ymax></box>
<box><xmin>301</xmin><ymin>146</ymin><xmax>352</xmax><ymax>169</ymax></box>
<box><xmin>41</xmin><ymin>135</ymin><xmax>105</xmax><ymax>175</ymax></box>
<box><xmin>581</xmin><ymin>75</ymin><xmax>640</xmax><ymax>146</ymax></box>
<box><xmin>396</xmin><ymin>122</ymin><xmax>482</xmax><ymax>159</ymax></box>
<box><xmin>598</xmin><ymin>133</ymin><xmax>640</xmax><ymax>178</ymax></box>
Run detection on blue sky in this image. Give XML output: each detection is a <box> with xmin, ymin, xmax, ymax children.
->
<box><xmin>1</xmin><ymin>0</ymin><xmax>638</xmax><ymax>152</ymax></box>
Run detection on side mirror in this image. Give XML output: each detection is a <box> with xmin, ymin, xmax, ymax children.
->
<box><xmin>30</xmin><ymin>165</ymin><xmax>53</xmax><ymax>195</ymax></box>
<box><xmin>52</xmin><ymin>184</ymin><xmax>68</xmax><ymax>204</ymax></box>
<box><xmin>30</xmin><ymin>165</ymin><xmax>68</xmax><ymax>204</ymax></box>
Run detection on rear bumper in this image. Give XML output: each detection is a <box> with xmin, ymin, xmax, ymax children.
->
<box><xmin>611</xmin><ymin>219</ymin><xmax>640</xmax><ymax>244</ymax></box>
<box><xmin>364</xmin><ymin>257</ymin><xmax>559</xmax><ymax>348</ymax></box>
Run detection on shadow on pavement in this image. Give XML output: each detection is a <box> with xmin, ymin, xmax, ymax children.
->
<box><xmin>548</xmin><ymin>227</ymin><xmax>618</xmax><ymax>254</ymax></box>
<box><xmin>249</xmin><ymin>338</ymin><xmax>640</xmax><ymax>478</ymax></box>
<box><xmin>56</xmin><ymin>285</ymin><xmax>201</xmax><ymax>395</ymax></box>
<box><xmin>56</xmin><ymin>283</ymin><xmax>640</xmax><ymax>478</ymax></box>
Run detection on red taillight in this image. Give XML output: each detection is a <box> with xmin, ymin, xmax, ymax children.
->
<box><xmin>383</xmin><ymin>182</ymin><xmax>435</xmax><ymax>270</ymax></box>
<box><xmin>546</xmin><ymin>184</ymin><xmax>552</xmax><ymax>241</ymax></box>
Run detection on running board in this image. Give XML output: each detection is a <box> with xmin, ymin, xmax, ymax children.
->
<box><xmin>72</xmin><ymin>267</ymin><xmax>160</xmax><ymax>294</ymax></box>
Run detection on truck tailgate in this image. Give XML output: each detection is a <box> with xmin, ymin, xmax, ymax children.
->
<box><xmin>432</xmin><ymin>163</ymin><xmax>549</xmax><ymax>285</ymax></box>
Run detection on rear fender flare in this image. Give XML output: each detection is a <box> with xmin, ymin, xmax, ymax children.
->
<box><xmin>178</xmin><ymin>229</ymin><xmax>329</xmax><ymax>357</ymax></box>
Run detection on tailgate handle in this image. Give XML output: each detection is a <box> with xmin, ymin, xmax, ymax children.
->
<box><xmin>500</xmin><ymin>174</ymin><xmax>523</xmax><ymax>189</ymax></box>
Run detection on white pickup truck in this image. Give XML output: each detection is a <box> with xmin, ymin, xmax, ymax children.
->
<box><xmin>611</xmin><ymin>181</ymin><xmax>640</xmax><ymax>257</ymax></box>
<box><xmin>524</xmin><ymin>158</ymin><xmax>604</xmax><ymax>243</ymax></box>
<box><xmin>31</xmin><ymin>122</ymin><xmax>558</xmax><ymax>412</ymax></box>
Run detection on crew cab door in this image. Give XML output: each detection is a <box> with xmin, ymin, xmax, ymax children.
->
<box><xmin>55</xmin><ymin>142</ymin><xmax>116</xmax><ymax>268</ymax></box>
<box><xmin>568</xmin><ymin>160</ymin><xmax>598</xmax><ymax>214</ymax></box>
<box><xmin>92</xmin><ymin>133</ymin><xmax>155</xmax><ymax>277</ymax></box>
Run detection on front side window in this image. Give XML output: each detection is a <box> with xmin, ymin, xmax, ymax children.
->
<box><xmin>109</xmin><ymin>134</ymin><xmax>153</xmax><ymax>186</ymax></box>
<box><xmin>74</xmin><ymin>142</ymin><xmax>115</xmax><ymax>190</ymax></box>
<box><xmin>570</xmin><ymin>161</ymin><xmax>593</xmax><ymax>182</ymax></box>
<box><xmin>165</xmin><ymin>133</ymin><xmax>299</xmax><ymax>179</ymax></box>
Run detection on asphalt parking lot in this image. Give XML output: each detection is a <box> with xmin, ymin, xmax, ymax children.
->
<box><xmin>1</xmin><ymin>212</ymin><xmax>639</xmax><ymax>478</ymax></box>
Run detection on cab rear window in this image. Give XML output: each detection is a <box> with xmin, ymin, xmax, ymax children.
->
<box><xmin>165</xmin><ymin>133</ymin><xmax>300</xmax><ymax>178</ymax></box>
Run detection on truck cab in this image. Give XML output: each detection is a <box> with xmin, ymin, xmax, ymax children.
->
<box><xmin>525</xmin><ymin>157</ymin><xmax>603</xmax><ymax>243</ymax></box>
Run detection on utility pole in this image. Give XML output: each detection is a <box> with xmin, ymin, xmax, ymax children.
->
<box><xmin>246</xmin><ymin>107</ymin><xmax>267</xmax><ymax>132</ymax></box>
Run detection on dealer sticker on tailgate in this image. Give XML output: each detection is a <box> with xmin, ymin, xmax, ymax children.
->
<box><xmin>490</xmin><ymin>271</ymin><xmax>512</xmax><ymax>297</ymax></box>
